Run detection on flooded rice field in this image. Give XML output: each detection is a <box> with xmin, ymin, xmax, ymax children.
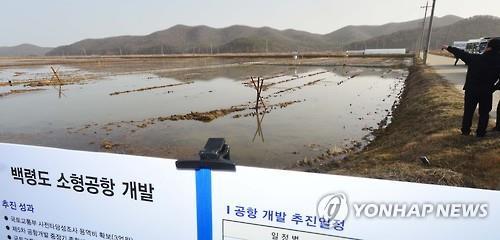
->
<box><xmin>0</xmin><ymin>58</ymin><xmax>409</xmax><ymax>168</ymax></box>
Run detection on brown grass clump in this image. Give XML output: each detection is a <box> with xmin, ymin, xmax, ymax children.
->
<box><xmin>157</xmin><ymin>107</ymin><xmax>246</xmax><ymax>123</ymax></box>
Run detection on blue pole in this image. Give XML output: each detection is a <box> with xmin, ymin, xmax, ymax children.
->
<box><xmin>195</xmin><ymin>168</ymin><xmax>212</xmax><ymax>240</ymax></box>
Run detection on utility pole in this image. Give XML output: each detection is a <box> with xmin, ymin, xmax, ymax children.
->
<box><xmin>423</xmin><ymin>0</ymin><xmax>437</xmax><ymax>64</ymax></box>
<box><xmin>417</xmin><ymin>1</ymin><xmax>431</xmax><ymax>58</ymax></box>
<box><xmin>266</xmin><ymin>40</ymin><xmax>269</xmax><ymax>53</ymax></box>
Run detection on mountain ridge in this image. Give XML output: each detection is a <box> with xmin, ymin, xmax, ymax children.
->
<box><xmin>42</xmin><ymin>15</ymin><xmax>463</xmax><ymax>55</ymax></box>
<box><xmin>324</xmin><ymin>15</ymin><xmax>462</xmax><ymax>44</ymax></box>
<box><xmin>346</xmin><ymin>15</ymin><xmax>500</xmax><ymax>51</ymax></box>
<box><xmin>0</xmin><ymin>44</ymin><xmax>53</xmax><ymax>56</ymax></box>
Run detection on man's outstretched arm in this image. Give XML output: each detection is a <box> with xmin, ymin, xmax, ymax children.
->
<box><xmin>442</xmin><ymin>45</ymin><xmax>473</xmax><ymax>65</ymax></box>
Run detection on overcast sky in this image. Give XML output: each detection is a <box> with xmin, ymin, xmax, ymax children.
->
<box><xmin>1</xmin><ymin>0</ymin><xmax>499</xmax><ymax>47</ymax></box>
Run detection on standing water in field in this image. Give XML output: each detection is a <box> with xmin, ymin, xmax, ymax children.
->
<box><xmin>0</xmin><ymin>62</ymin><xmax>407</xmax><ymax>168</ymax></box>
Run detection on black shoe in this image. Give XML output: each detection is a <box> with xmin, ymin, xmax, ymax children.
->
<box><xmin>461</xmin><ymin>131</ymin><xmax>471</xmax><ymax>136</ymax></box>
<box><xmin>476</xmin><ymin>132</ymin><xmax>486</xmax><ymax>138</ymax></box>
<box><xmin>493</xmin><ymin>126</ymin><xmax>500</xmax><ymax>132</ymax></box>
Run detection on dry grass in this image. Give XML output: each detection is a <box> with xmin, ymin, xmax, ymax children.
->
<box><xmin>329</xmin><ymin>63</ymin><xmax>500</xmax><ymax>190</ymax></box>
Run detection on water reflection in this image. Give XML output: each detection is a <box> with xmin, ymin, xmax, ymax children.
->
<box><xmin>249</xmin><ymin>76</ymin><xmax>267</xmax><ymax>143</ymax></box>
<box><xmin>252</xmin><ymin>108</ymin><xmax>266</xmax><ymax>143</ymax></box>
<box><xmin>54</xmin><ymin>85</ymin><xmax>66</xmax><ymax>99</ymax></box>
<box><xmin>0</xmin><ymin>63</ymin><xmax>408</xmax><ymax>168</ymax></box>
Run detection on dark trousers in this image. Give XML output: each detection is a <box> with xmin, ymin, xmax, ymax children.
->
<box><xmin>462</xmin><ymin>90</ymin><xmax>493</xmax><ymax>136</ymax></box>
<box><xmin>497</xmin><ymin>100</ymin><xmax>500</xmax><ymax>128</ymax></box>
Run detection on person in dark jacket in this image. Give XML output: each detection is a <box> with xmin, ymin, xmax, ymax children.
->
<box><xmin>495</xmin><ymin>81</ymin><xmax>500</xmax><ymax>131</ymax></box>
<box><xmin>443</xmin><ymin>38</ymin><xmax>500</xmax><ymax>137</ymax></box>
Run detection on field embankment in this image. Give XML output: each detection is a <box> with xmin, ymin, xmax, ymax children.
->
<box><xmin>324</xmin><ymin>63</ymin><xmax>500</xmax><ymax>190</ymax></box>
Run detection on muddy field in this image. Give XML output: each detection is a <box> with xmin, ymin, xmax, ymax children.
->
<box><xmin>0</xmin><ymin>56</ymin><xmax>411</xmax><ymax>168</ymax></box>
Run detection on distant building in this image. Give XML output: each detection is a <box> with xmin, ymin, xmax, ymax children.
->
<box><xmin>345</xmin><ymin>49</ymin><xmax>406</xmax><ymax>56</ymax></box>
<box><xmin>364</xmin><ymin>49</ymin><xmax>406</xmax><ymax>55</ymax></box>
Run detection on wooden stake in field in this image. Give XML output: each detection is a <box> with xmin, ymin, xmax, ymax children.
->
<box><xmin>50</xmin><ymin>66</ymin><xmax>65</xmax><ymax>98</ymax></box>
<box><xmin>50</xmin><ymin>67</ymin><xmax>63</xmax><ymax>84</ymax></box>
<box><xmin>250</xmin><ymin>76</ymin><xmax>266</xmax><ymax>110</ymax></box>
<box><xmin>249</xmin><ymin>76</ymin><xmax>266</xmax><ymax>142</ymax></box>
<box><xmin>252</xmin><ymin>108</ymin><xmax>266</xmax><ymax>143</ymax></box>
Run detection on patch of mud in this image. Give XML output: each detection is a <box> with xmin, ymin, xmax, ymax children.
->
<box><xmin>109</xmin><ymin>81</ymin><xmax>194</xmax><ymax>96</ymax></box>
<box><xmin>100</xmin><ymin>140</ymin><xmax>119</xmax><ymax>150</ymax></box>
<box><xmin>71</xmin><ymin>98</ymin><xmax>306</xmax><ymax>136</ymax></box>
<box><xmin>157</xmin><ymin>107</ymin><xmax>246</xmax><ymax>122</ymax></box>
<box><xmin>272</xmin><ymin>79</ymin><xmax>324</xmax><ymax>95</ymax></box>
<box><xmin>243</xmin><ymin>71</ymin><xmax>328</xmax><ymax>90</ymax></box>
<box><xmin>0</xmin><ymin>88</ymin><xmax>45</xmax><ymax>98</ymax></box>
<box><xmin>232</xmin><ymin>100</ymin><xmax>305</xmax><ymax>118</ymax></box>
<box><xmin>336</xmin><ymin>74</ymin><xmax>360</xmax><ymax>86</ymax></box>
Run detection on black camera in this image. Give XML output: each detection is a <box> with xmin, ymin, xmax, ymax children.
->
<box><xmin>176</xmin><ymin>138</ymin><xmax>235</xmax><ymax>170</ymax></box>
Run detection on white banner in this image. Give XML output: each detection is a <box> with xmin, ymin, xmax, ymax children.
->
<box><xmin>1</xmin><ymin>143</ymin><xmax>499</xmax><ymax>240</ymax></box>
<box><xmin>213</xmin><ymin>166</ymin><xmax>499</xmax><ymax>239</ymax></box>
<box><xmin>0</xmin><ymin>143</ymin><xmax>197</xmax><ymax>239</ymax></box>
